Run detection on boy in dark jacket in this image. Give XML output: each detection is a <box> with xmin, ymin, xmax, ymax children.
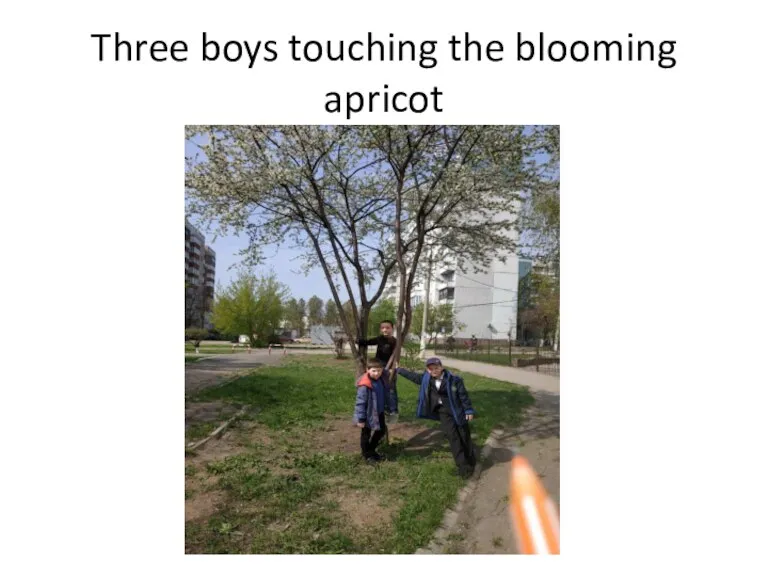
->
<box><xmin>357</xmin><ymin>320</ymin><xmax>399</xmax><ymax>416</ymax></box>
<box><xmin>396</xmin><ymin>357</ymin><xmax>477</xmax><ymax>478</ymax></box>
<box><xmin>354</xmin><ymin>358</ymin><xmax>389</xmax><ymax>463</ymax></box>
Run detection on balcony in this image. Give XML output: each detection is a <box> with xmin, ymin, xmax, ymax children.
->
<box><xmin>438</xmin><ymin>287</ymin><xmax>455</xmax><ymax>301</ymax></box>
<box><xmin>439</xmin><ymin>269</ymin><xmax>455</xmax><ymax>284</ymax></box>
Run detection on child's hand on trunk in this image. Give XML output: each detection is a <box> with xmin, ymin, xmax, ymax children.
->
<box><xmin>465</xmin><ymin>414</ymin><xmax>474</xmax><ymax>421</ymax></box>
<box><xmin>356</xmin><ymin>422</ymin><xmax>365</xmax><ymax>428</ymax></box>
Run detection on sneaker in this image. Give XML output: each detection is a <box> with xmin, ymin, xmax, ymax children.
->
<box><xmin>369</xmin><ymin>452</ymin><xmax>384</xmax><ymax>462</ymax></box>
<box><xmin>365</xmin><ymin>456</ymin><xmax>379</xmax><ymax>465</ymax></box>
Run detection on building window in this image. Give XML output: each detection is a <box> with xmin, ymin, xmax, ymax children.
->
<box><xmin>438</xmin><ymin>287</ymin><xmax>455</xmax><ymax>301</ymax></box>
<box><xmin>441</xmin><ymin>270</ymin><xmax>455</xmax><ymax>282</ymax></box>
<box><xmin>411</xmin><ymin>295</ymin><xmax>422</xmax><ymax>306</ymax></box>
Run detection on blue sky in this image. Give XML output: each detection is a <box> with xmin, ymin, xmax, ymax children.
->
<box><xmin>219</xmin><ymin>231</ymin><xmax>327</xmax><ymax>298</ymax></box>
<box><xmin>186</xmin><ymin>214</ymin><xmax>336</xmax><ymax>302</ymax></box>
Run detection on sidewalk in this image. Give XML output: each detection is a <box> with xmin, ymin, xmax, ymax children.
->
<box><xmin>419</xmin><ymin>354</ymin><xmax>560</xmax><ymax>554</ymax></box>
<box><xmin>431</xmin><ymin>355</ymin><xmax>560</xmax><ymax>394</ymax></box>
<box><xmin>185</xmin><ymin>349</ymin><xmax>284</xmax><ymax>395</ymax></box>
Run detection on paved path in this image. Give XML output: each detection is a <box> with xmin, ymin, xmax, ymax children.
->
<box><xmin>185</xmin><ymin>350</ymin><xmax>278</xmax><ymax>395</ymax></box>
<box><xmin>432</xmin><ymin>355</ymin><xmax>559</xmax><ymax>394</ymax></box>
<box><xmin>419</xmin><ymin>354</ymin><xmax>560</xmax><ymax>554</ymax></box>
<box><xmin>185</xmin><ymin>349</ymin><xmax>331</xmax><ymax>395</ymax></box>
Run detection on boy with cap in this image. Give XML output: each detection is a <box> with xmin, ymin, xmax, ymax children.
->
<box><xmin>395</xmin><ymin>356</ymin><xmax>477</xmax><ymax>478</ymax></box>
<box><xmin>354</xmin><ymin>358</ymin><xmax>389</xmax><ymax>463</ymax></box>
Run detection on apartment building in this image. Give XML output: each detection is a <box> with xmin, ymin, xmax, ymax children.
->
<box><xmin>381</xmin><ymin>204</ymin><xmax>527</xmax><ymax>341</ymax></box>
<box><xmin>185</xmin><ymin>219</ymin><xmax>216</xmax><ymax>329</ymax></box>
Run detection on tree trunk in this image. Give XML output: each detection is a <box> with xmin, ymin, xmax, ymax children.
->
<box><xmin>354</xmin><ymin>306</ymin><xmax>371</xmax><ymax>376</ymax></box>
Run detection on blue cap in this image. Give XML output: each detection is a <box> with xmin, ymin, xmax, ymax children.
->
<box><xmin>425</xmin><ymin>356</ymin><xmax>442</xmax><ymax>367</ymax></box>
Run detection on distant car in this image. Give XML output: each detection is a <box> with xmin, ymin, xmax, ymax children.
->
<box><xmin>294</xmin><ymin>337</ymin><xmax>312</xmax><ymax>344</ymax></box>
<box><xmin>278</xmin><ymin>336</ymin><xmax>295</xmax><ymax>344</ymax></box>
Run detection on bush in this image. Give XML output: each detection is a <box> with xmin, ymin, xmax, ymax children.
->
<box><xmin>206</xmin><ymin>330</ymin><xmax>239</xmax><ymax>342</ymax></box>
<box><xmin>399</xmin><ymin>341</ymin><xmax>423</xmax><ymax>370</ymax></box>
<box><xmin>185</xmin><ymin>328</ymin><xmax>209</xmax><ymax>345</ymax></box>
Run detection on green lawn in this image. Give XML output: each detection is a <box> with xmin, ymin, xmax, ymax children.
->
<box><xmin>184</xmin><ymin>355</ymin><xmax>534</xmax><ymax>554</ymax></box>
<box><xmin>185</xmin><ymin>344</ymin><xmax>238</xmax><ymax>355</ymax></box>
<box><xmin>440</xmin><ymin>350</ymin><xmax>528</xmax><ymax>364</ymax></box>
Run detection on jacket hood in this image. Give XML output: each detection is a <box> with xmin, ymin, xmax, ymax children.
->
<box><xmin>356</xmin><ymin>373</ymin><xmax>373</xmax><ymax>388</ymax></box>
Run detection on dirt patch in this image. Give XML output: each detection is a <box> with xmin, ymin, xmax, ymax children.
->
<box><xmin>313</xmin><ymin>416</ymin><xmax>365</xmax><ymax>454</ymax></box>
<box><xmin>238</xmin><ymin>420</ymin><xmax>274</xmax><ymax>445</ymax></box>
<box><xmin>332</xmin><ymin>490</ymin><xmax>391</xmax><ymax>529</ymax></box>
<box><xmin>311</xmin><ymin>417</ymin><xmax>437</xmax><ymax>456</ymax></box>
<box><xmin>185</xmin><ymin>489</ymin><xmax>226</xmax><ymax>522</ymax></box>
<box><xmin>388</xmin><ymin>421</ymin><xmax>429</xmax><ymax>441</ymax></box>
<box><xmin>186</xmin><ymin>434</ymin><xmax>245</xmax><ymax>465</ymax></box>
<box><xmin>185</xmin><ymin>401</ymin><xmax>241</xmax><ymax>430</ymax></box>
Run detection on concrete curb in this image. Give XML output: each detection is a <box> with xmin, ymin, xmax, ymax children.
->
<box><xmin>186</xmin><ymin>406</ymin><xmax>250</xmax><ymax>452</ymax></box>
<box><xmin>415</xmin><ymin>428</ymin><xmax>505</xmax><ymax>554</ymax></box>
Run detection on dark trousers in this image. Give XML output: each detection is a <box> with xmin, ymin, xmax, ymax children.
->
<box><xmin>383</xmin><ymin>369</ymin><xmax>398</xmax><ymax>413</ymax></box>
<box><xmin>360</xmin><ymin>413</ymin><xmax>387</xmax><ymax>457</ymax></box>
<box><xmin>436</xmin><ymin>405</ymin><xmax>476</xmax><ymax>475</ymax></box>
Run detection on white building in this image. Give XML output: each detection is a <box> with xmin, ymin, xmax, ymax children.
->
<box><xmin>382</xmin><ymin>206</ymin><xmax>526</xmax><ymax>341</ymax></box>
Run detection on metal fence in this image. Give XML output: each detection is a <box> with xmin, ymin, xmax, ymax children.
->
<box><xmin>434</xmin><ymin>338</ymin><xmax>560</xmax><ymax>377</ymax></box>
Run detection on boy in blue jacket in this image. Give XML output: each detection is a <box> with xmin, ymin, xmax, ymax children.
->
<box><xmin>396</xmin><ymin>357</ymin><xmax>477</xmax><ymax>478</ymax></box>
<box><xmin>357</xmin><ymin>320</ymin><xmax>399</xmax><ymax>417</ymax></box>
<box><xmin>354</xmin><ymin>358</ymin><xmax>389</xmax><ymax>463</ymax></box>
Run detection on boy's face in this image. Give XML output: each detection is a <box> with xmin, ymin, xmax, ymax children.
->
<box><xmin>427</xmin><ymin>364</ymin><xmax>444</xmax><ymax>378</ymax></box>
<box><xmin>367</xmin><ymin>366</ymin><xmax>383</xmax><ymax>380</ymax></box>
<box><xmin>380</xmin><ymin>322</ymin><xmax>393</xmax><ymax>336</ymax></box>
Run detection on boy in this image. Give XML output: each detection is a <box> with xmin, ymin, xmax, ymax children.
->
<box><xmin>357</xmin><ymin>320</ymin><xmax>398</xmax><ymax>416</ymax></box>
<box><xmin>354</xmin><ymin>358</ymin><xmax>389</xmax><ymax>463</ymax></box>
<box><xmin>396</xmin><ymin>357</ymin><xmax>477</xmax><ymax>478</ymax></box>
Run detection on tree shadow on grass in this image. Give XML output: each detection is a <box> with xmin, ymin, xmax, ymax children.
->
<box><xmin>378</xmin><ymin>427</ymin><xmax>448</xmax><ymax>462</ymax></box>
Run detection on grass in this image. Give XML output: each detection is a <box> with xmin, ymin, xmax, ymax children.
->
<box><xmin>185</xmin><ymin>344</ymin><xmax>238</xmax><ymax>355</ymax></box>
<box><xmin>185</xmin><ymin>355</ymin><xmax>534</xmax><ymax>554</ymax></box>
<box><xmin>439</xmin><ymin>350</ymin><xmax>560</xmax><ymax>375</ymax></box>
<box><xmin>186</xmin><ymin>422</ymin><xmax>217</xmax><ymax>441</ymax></box>
<box><xmin>440</xmin><ymin>350</ymin><xmax>530</xmax><ymax>365</ymax></box>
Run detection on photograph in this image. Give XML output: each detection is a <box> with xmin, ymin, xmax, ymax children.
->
<box><xmin>183</xmin><ymin>125</ymin><xmax>560</xmax><ymax>554</ymax></box>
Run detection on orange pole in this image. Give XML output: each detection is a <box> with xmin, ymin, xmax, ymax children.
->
<box><xmin>509</xmin><ymin>454</ymin><xmax>559</xmax><ymax>554</ymax></box>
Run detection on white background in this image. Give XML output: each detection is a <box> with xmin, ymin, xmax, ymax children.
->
<box><xmin>2</xmin><ymin>0</ymin><xmax>767</xmax><ymax>573</ymax></box>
